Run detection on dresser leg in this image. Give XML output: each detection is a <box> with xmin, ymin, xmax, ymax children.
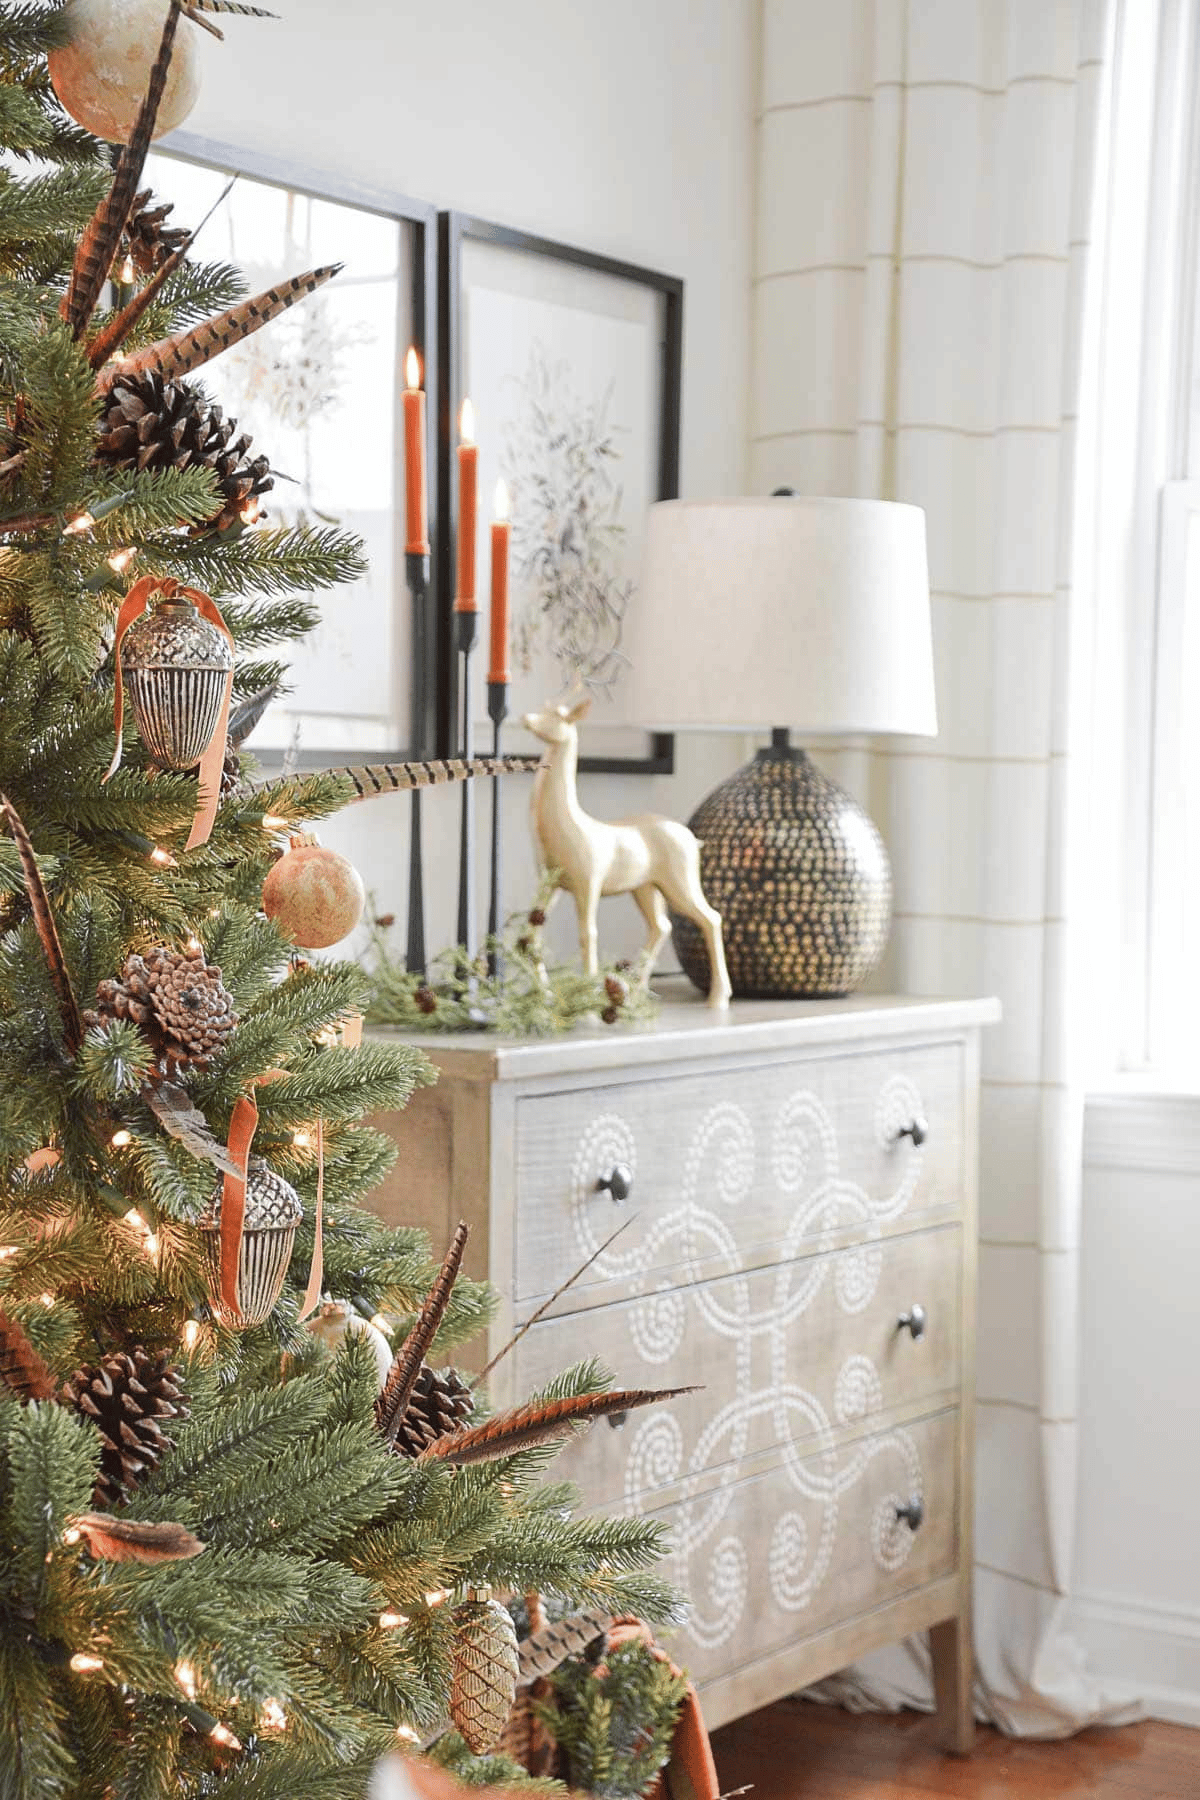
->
<box><xmin>930</xmin><ymin>1614</ymin><xmax>975</xmax><ymax>1755</ymax></box>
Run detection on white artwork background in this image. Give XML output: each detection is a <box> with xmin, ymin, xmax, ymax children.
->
<box><xmin>144</xmin><ymin>153</ymin><xmax>413</xmax><ymax>755</ymax></box>
<box><xmin>463</xmin><ymin>265</ymin><xmax>662</xmax><ymax>741</ymax></box>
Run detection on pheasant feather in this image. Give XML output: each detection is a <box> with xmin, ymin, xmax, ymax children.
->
<box><xmin>0</xmin><ymin>1307</ymin><xmax>56</xmax><ymax>1402</ymax></box>
<box><xmin>421</xmin><ymin>1384</ymin><xmax>699</xmax><ymax>1466</ymax></box>
<box><xmin>97</xmin><ymin>265</ymin><xmax>343</xmax><ymax>391</ymax></box>
<box><xmin>376</xmin><ymin>1221</ymin><xmax>469</xmax><ymax>1444</ymax></box>
<box><xmin>87</xmin><ymin>239</ymin><xmax>192</xmax><ymax>371</ymax></box>
<box><xmin>0</xmin><ymin>795</ymin><xmax>82</xmax><ymax>1055</ymax></box>
<box><xmin>70</xmin><ymin>1512</ymin><xmax>205</xmax><ymax>1563</ymax></box>
<box><xmin>315</xmin><ymin>757</ymin><xmax>543</xmax><ymax>803</ymax></box>
<box><xmin>62</xmin><ymin>1</ymin><xmax>183</xmax><ymax>337</ymax></box>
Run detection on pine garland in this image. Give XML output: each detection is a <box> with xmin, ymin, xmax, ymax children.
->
<box><xmin>365</xmin><ymin>873</ymin><xmax>658</xmax><ymax>1036</ymax></box>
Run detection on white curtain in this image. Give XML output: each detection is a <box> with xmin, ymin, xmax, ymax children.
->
<box><xmin>751</xmin><ymin>0</ymin><xmax>1139</xmax><ymax>1736</ymax></box>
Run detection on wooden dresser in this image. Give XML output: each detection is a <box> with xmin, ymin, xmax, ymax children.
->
<box><xmin>369</xmin><ymin>988</ymin><xmax>998</xmax><ymax>1750</ymax></box>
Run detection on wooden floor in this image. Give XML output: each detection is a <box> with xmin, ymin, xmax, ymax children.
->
<box><xmin>710</xmin><ymin>1699</ymin><xmax>1200</xmax><ymax>1799</ymax></box>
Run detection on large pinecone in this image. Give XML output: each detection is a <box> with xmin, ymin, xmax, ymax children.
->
<box><xmin>120</xmin><ymin>189</ymin><xmax>190</xmax><ymax>279</ymax></box>
<box><xmin>392</xmin><ymin>1365</ymin><xmax>474</xmax><ymax>1458</ymax></box>
<box><xmin>96</xmin><ymin>371</ymin><xmax>273</xmax><ymax>534</ymax></box>
<box><xmin>85</xmin><ymin>943</ymin><xmax>237</xmax><ymax>1077</ymax></box>
<box><xmin>61</xmin><ymin>1347</ymin><xmax>189</xmax><ymax>1510</ymax></box>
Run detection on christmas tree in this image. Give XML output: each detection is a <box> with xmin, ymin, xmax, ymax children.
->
<box><xmin>0</xmin><ymin>5</ymin><xmax>681</xmax><ymax>1795</ymax></box>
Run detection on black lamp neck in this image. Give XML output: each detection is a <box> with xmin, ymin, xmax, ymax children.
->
<box><xmin>770</xmin><ymin>727</ymin><xmax>791</xmax><ymax>751</ymax></box>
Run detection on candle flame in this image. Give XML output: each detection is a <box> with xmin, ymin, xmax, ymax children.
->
<box><xmin>405</xmin><ymin>346</ymin><xmax>421</xmax><ymax>390</ymax></box>
<box><xmin>493</xmin><ymin>478</ymin><xmax>510</xmax><ymax>522</ymax></box>
<box><xmin>459</xmin><ymin>398</ymin><xmax>475</xmax><ymax>445</ymax></box>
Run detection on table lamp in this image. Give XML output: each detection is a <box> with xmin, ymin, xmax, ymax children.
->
<box><xmin>622</xmin><ymin>495</ymin><xmax>936</xmax><ymax>999</ymax></box>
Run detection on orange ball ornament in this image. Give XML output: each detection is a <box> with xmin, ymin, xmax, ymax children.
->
<box><xmin>262</xmin><ymin>842</ymin><xmax>365</xmax><ymax>950</ymax></box>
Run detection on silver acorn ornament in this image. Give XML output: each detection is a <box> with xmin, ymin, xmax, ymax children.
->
<box><xmin>198</xmin><ymin>1157</ymin><xmax>302</xmax><ymax>1328</ymax></box>
<box><xmin>120</xmin><ymin>595</ymin><xmax>234</xmax><ymax>771</ymax></box>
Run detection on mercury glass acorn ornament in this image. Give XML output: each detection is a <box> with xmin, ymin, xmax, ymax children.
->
<box><xmin>198</xmin><ymin>1158</ymin><xmax>303</xmax><ymax>1328</ymax></box>
<box><xmin>120</xmin><ymin>595</ymin><xmax>234</xmax><ymax>771</ymax></box>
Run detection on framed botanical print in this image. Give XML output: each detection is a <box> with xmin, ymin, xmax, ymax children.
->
<box><xmin>437</xmin><ymin>213</ymin><xmax>683</xmax><ymax>774</ymax></box>
<box><xmin>145</xmin><ymin>134</ymin><xmax>440</xmax><ymax>764</ymax></box>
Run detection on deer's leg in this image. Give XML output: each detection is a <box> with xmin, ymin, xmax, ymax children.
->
<box><xmin>632</xmin><ymin>883</ymin><xmax>670</xmax><ymax>987</ymax></box>
<box><xmin>657</xmin><ymin>870</ymin><xmax>732</xmax><ymax>1010</ymax></box>
<box><xmin>573</xmin><ymin>881</ymin><xmax>601</xmax><ymax>975</ymax></box>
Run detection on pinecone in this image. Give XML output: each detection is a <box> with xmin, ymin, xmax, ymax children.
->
<box><xmin>220</xmin><ymin>742</ymin><xmax>243</xmax><ymax>797</ymax></box>
<box><xmin>392</xmin><ymin>1364</ymin><xmax>473</xmax><ymax>1458</ymax></box>
<box><xmin>120</xmin><ymin>189</ymin><xmax>190</xmax><ymax>279</ymax></box>
<box><xmin>61</xmin><ymin>1346</ymin><xmax>189</xmax><ymax>1510</ymax></box>
<box><xmin>95</xmin><ymin>371</ymin><xmax>273</xmax><ymax>534</ymax></box>
<box><xmin>450</xmin><ymin>1592</ymin><xmax>520</xmax><ymax>1753</ymax></box>
<box><xmin>84</xmin><ymin>943</ymin><xmax>237</xmax><ymax>1077</ymax></box>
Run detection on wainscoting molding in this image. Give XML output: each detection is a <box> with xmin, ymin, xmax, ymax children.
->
<box><xmin>1069</xmin><ymin>1591</ymin><xmax>1200</xmax><ymax>1728</ymax></box>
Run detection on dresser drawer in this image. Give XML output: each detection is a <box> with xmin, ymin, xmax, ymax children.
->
<box><xmin>518</xmin><ymin>1224</ymin><xmax>961</xmax><ymax>1508</ymax></box>
<box><xmin>646</xmin><ymin>1409</ymin><xmax>959</xmax><ymax>1689</ymax></box>
<box><xmin>513</xmin><ymin>1040</ymin><xmax>963</xmax><ymax>1306</ymax></box>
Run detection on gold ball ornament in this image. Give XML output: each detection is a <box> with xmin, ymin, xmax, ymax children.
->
<box><xmin>49</xmin><ymin>0</ymin><xmax>201</xmax><ymax>143</ymax></box>
<box><xmin>262</xmin><ymin>841</ymin><xmax>366</xmax><ymax>950</ymax></box>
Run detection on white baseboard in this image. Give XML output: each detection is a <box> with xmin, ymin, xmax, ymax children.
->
<box><xmin>1070</xmin><ymin>1590</ymin><xmax>1200</xmax><ymax>1728</ymax></box>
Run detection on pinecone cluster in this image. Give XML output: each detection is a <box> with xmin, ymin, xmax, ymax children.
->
<box><xmin>118</xmin><ymin>189</ymin><xmax>190</xmax><ymax>280</ymax></box>
<box><xmin>95</xmin><ymin>371</ymin><xmax>273</xmax><ymax>535</ymax></box>
<box><xmin>392</xmin><ymin>1364</ymin><xmax>474</xmax><ymax>1457</ymax></box>
<box><xmin>61</xmin><ymin>1346</ymin><xmax>189</xmax><ymax>1509</ymax></box>
<box><xmin>85</xmin><ymin>943</ymin><xmax>237</xmax><ymax>1077</ymax></box>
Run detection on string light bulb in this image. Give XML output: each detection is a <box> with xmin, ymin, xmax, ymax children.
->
<box><xmin>293</xmin><ymin>1129</ymin><xmax>312</xmax><ymax>1150</ymax></box>
<box><xmin>69</xmin><ymin>1653</ymin><xmax>104</xmax><ymax>1673</ymax></box>
<box><xmin>260</xmin><ymin>1699</ymin><xmax>287</xmax><ymax>1730</ymax></box>
<box><xmin>261</xmin><ymin>814</ymin><xmax>287</xmax><ymax>831</ymax></box>
<box><xmin>62</xmin><ymin>1526</ymin><xmax>81</xmax><ymax>1546</ymax></box>
<box><xmin>39</xmin><ymin>1292</ymin><xmax>53</xmax><ymax>1307</ymax></box>
<box><xmin>424</xmin><ymin>1588</ymin><xmax>450</xmax><ymax>1609</ymax></box>
<box><xmin>111</xmin><ymin>1129</ymin><xmax>132</xmax><ymax>1148</ymax></box>
<box><xmin>209</xmin><ymin>1722</ymin><xmax>241</xmax><ymax>1751</ymax></box>
<box><xmin>63</xmin><ymin>512</ymin><xmax>95</xmax><ymax>537</ymax></box>
<box><xmin>378</xmin><ymin>1610</ymin><xmax>408</xmax><ymax>1630</ymax></box>
<box><xmin>240</xmin><ymin>497</ymin><xmax>261</xmax><ymax>526</ymax></box>
<box><xmin>107</xmin><ymin>547</ymin><xmax>135</xmax><ymax>575</ymax></box>
<box><xmin>174</xmin><ymin>1659</ymin><xmax>197</xmax><ymax>1700</ymax></box>
<box><xmin>182</xmin><ymin>1319</ymin><xmax>201</xmax><ymax>1351</ymax></box>
<box><xmin>149</xmin><ymin>846</ymin><xmax>176</xmax><ymax>868</ymax></box>
<box><xmin>396</xmin><ymin>1724</ymin><xmax>420</xmax><ymax>1743</ymax></box>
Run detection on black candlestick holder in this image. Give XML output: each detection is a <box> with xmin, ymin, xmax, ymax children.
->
<box><xmin>455</xmin><ymin>608</ymin><xmax>478</xmax><ymax>956</ymax></box>
<box><xmin>486</xmin><ymin>679</ymin><xmax>508</xmax><ymax>975</ymax></box>
<box><xmin>404</xmin><ymin>551</ymin><xmax>430</xmax><ymax>976</ymax></box>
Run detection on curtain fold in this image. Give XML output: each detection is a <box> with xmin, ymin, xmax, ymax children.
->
<box><xmin>752</xmin><ymin>0</ymin><xmax>1139</xmax><ymax>1735</ymax></box>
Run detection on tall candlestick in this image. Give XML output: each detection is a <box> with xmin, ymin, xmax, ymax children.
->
<box><xmin>455</xmin><ymin>398</ymin><xmax>478</xmax><ymax>610</ymax></box>
<box><xmin>402</xmin><ymin>347</ymin><xmax>429</xmax><ymax>556</ymax></box>
<box><xmin>488</xmin><ymin>478</ymin><xmax>510</xmax><ymax>684</ymax></box>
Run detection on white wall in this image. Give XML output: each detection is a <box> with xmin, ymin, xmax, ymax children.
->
<box><xmin>175</xmin><ymin>0</ymin><xmax>757</xmax><ymax>963</ymax></box>
<box><xmin>1070</xmin><ymin>1101</ymin><xmax>1200</xmax><ymax>1725</ymax></box>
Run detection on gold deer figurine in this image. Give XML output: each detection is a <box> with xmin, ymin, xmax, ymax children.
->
<box><xmin>522</xmin><ymin>696</ymin><xmax>731</xmax><ymax>1007</ymax></box>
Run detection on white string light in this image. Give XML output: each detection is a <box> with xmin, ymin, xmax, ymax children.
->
<box><xmin>111</xmin><ymin>1130</ymin><xmax>132</xmax><ymax>1148</ymax></box>
<box><xmin>174</xmin><ymin>1659</ymin><xmax>197</xmax><ymax>1700</ymax></box>
<box><xmin>396</xmin><ymin>1724</ymin><xmax>420</xmax><ymax>1742</ymax></box>
<box><xmin>181</xmin><ymin>1320</ymin><xmax>201</xmax><ymax>1351</ymax></box>
<box><xmin>209</xmin><ymin>1722</ymin><xmax>241</xmax><ymax>1751</ymax></box>
<box><xmin>69</xmin><ymin>1653</ymin><xmax>104</xmax><ymax>1673</ymax></box>
<box><xmin>63</xmin><ymin>512</ymin><xmax>95</xmax><ymax>537</ymax></box>
<box><xmin>259</xmin><ymin>1699</ymin><xmax>287</xmax><ymax>1730</ymax></box>
<box><xmin>149</xmin><ymin>847</ymin><xmax>177</xmax><ymax>868</ymax></box>
<box><xmin>107</xmin><ymin>547</ymin><xmax>135</xmax><ymax>575</ymax></box>
<box><xmin>261</xmin><ymin>814</ymin><xmax>287</xmax><ymax>831</ymax></box>
<box><xmin>38</xmin><ymin>1292</ymin><xmax>53</xmax><ymax>1307</ymax></box>
<box><xmin>378</xmin><ymin>1610</ymin><xmax>408</xmax><ymax>1630</ymax></box>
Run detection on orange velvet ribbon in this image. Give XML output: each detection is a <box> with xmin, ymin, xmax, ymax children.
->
<box><xmin>103</xmin><ymin>575</ymin><xmax>235</xmax><ymax>852</ymax></box>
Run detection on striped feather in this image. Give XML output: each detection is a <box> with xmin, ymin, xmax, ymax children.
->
<box><xmin>0</xmin><ymin>795</ymin><xmax>82</xmax><ymax>1054</ymax></box>
<box><xmin>421</xmin><ymin>1385</ymin><xmax>699</xmax><ymax>1466</ymax></box>
<box><xmin>71</xmin><ymin>1512</ymin><xmax>205</xmax><ymax>1563</ymax></box>
<box><xmin>322</xmin><ymin>757</ymin><xmax>543</xmax><ymax>803</ymax></box>
<box><xmin>190</xmin><ymin>0</ymin><xmax>278</xmax><ymax>12</ymax></box>
<box><xmin>62</xmin><ymin>1</ymin><xmax>183</xmax><ymax>337</ymax></box>
<box><xmin>518</xmin><ymin>1610</ymin><xmax>613</xmax><ymax>1686</ymax></box>
<box><xmin>376</xmin><ymin>1221</ymin><xmax>468</xmax><ymax>1444</ymax></box>
<box><xmin>98</xmin><ymin>266</ymin><xmax>342</xmax><ymax>391</ymax></box>
<box><xmin>87</xmin><ymin>238</ymin><xmax>192</xmax><ymax>370</ymax></box>
<box><xmin>0</xmin><ymin>1306</ymin><xmax>56</xmax><ymax>1403</ymax></box>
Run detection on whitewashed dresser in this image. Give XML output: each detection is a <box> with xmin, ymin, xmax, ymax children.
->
<box><xmin>369</xmin><ymin>987</ymin><xmax>998</xmax><ymax>1750</ymax></box>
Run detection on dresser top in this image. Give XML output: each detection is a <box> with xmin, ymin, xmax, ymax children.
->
<box><xmin>369</xmin><ymin>980</ymin><xmax>1000</xmax><ymax>1083</ymax></box>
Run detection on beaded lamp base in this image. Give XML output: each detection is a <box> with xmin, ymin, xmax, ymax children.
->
<box><xmin>671</xmin><ymin>742</ymin><xmax>891</xmax><ymax>999</ymax></box>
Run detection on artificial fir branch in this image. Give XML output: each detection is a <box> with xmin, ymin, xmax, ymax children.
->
<box><xmin>1</xmin><ymin>790</ymin><xmax>82</xmax><ymax>1051</ymax></box>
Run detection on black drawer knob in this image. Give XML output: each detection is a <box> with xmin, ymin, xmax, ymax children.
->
<box><xmin>898</xmin><ymin>1303</ymin><xmax>927</xmax><ymax>1341</ymax></box>
<box><xmin>595</xmin><ymin>1162</ymin><xmax>634</xmax><ymax>1203</ymax></box>
<box><xmin>895</xmin><ymin>1117</ymin><xmax>928</xmax><ymax>1148</ymax></box>
<box><xmin>895</xmin><ymin>1496</ymin><xmax>924</xmax><ymax>1532</ymax></box>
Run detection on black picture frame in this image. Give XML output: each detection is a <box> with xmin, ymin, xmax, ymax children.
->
<box><xmin>437</xmin><ymin>212</ymin><xmax>681</xmax><ymax>776</ymax></box>
<box><xmin>155</xmin><ymin>133</ymin><xmax>442</xmax><ymax>765</ymax></box>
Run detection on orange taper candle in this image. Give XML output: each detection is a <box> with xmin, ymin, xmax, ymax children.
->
<box><xmin>402</xmin><ymin>346</ymin><xmax>428</xmax><ymax>555</ymax></box>
<box><xmin>488</xmin><ymin>478</ymin><xmax>510</xmax><ymax>683</ymax></box>
<box><xmin>455</xmin><ymin>398</ymin><xmax>478</xmax><ymax>610</ymax></box>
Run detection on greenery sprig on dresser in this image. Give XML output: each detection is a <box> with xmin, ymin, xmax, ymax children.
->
<box><xmin>364</xmin><ymin>876</ymin><xmax>658</xmax><ymax>1036</ymax></box>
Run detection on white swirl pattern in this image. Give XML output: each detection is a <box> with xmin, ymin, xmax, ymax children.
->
<box><xmin>586</xmin><ymin>1080</ymin><xmax>928</xmax><ymax>1650</ymax></box>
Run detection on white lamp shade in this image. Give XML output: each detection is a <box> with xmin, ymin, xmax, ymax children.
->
<box><xmin>622</xmin><ymin>496</ymin><xmax>937</xmax><ymax>735</ymax></box>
